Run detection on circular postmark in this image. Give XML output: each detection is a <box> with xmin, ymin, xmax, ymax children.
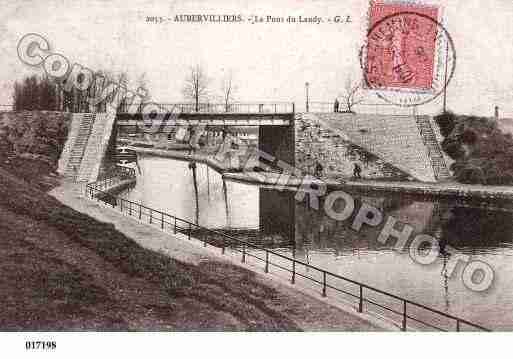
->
<box><xmin>360</xmin><ymin>11</ymin><xmax>456</xmax><ymax>107</ymax></box>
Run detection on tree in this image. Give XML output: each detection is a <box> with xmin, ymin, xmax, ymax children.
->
<box><xmin>221</xmin><ymin>70</ymin><xmax>237</xmax><ymax>112</ymax></box>
<box><xmin>13</xmin><ymin>75</ymin><xmax>59</xmax><ymax>111</ymax></box>
<box><xmin>12</xmin><ymin>70</ymin><xmax>137</xmax><ymax>113</ymax></box>
<box><xmin>38</xmin><ymin>75</ymin><xmax>59</xmax><ymax>111</ymax></box>
<box><xmin>24</xmin><ymin>76</ymin><xmax>38</xmax><ymax>110</ymax></box>
<box><xmin>341</xmin><ymin>76</ymin><xmax>365</xmax><ymax>113</ymax></box>
<box><xmin>87</xmin><ymin>70</ymin><xmax>118</xmax><ymax>113</ymax></box>
<box><xmin>13</xmin><ymin>81</ymin><xmax>22</xmax><ymax>110</ymax></box>
<box><xmin>434</xmin><ymin>111</ymin><xmax>457</xmax><ymax>138</ymax></box>
<box><xmin>88</xmin><ymin>70</ymin><xmax>109</xmax><ymax>113</ymax></box>
<box><xmin>217</xmin><ymin>70</ymin><xmax>238</xmax><ymax>140</ymax></box>
<box><xmin>182</xmin><ymin>65</ymin><xmax>209</xmax><ymax>112</ymax></box>
<box><xmin>135</xmin><ymin>72</ymin><xmax>151</xmax><ymax>112</ymax></box>
<box><xmin>115</xmin><ymin>71</ymin><xmax>129</xmax><ymax>112</ymax></box>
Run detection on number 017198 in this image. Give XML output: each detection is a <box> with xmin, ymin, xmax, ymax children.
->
<box><xmin>25</xmin><ymin>341</ymin><xmax>56</xmax><ymax>350</ymax></box>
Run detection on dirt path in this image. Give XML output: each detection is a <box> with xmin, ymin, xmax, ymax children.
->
<box><xmin>49</xmin><ymin>181</ymin><xmax>386</xmax><ymax>331</ymax></box>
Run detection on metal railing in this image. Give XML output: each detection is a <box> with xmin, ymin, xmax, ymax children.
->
<box><xmin>120</xmin><ymin>102</ymin><xmax>295</xmax><ymax>114</ymax></box>
<box><xmin>85</xmin><ymin>179</ymin><xmax>490</xmax><ymax>332</ymax></box>
<box><xmin>308</xmin><ymin>102</ymin><xmax>342</xmax><ymax>113</ymax></box>
<box><xmin>308</xmin><ymin>102</ymin><xmax>415</xmax><ymax>116</ymax></box>
<box><xmin>94</xmin><ymin>166</ymin><xmax>137</xmax><ymax>190</ymax></box>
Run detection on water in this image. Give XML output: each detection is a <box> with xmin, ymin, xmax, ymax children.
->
<box><xmin>122</xmin><ymin>155</ymin><xmax>513</xmax><ymax>330</ymax></box>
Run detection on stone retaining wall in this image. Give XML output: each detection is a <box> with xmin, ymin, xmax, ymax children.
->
<box><xmin>294</xmin><ymin>114</ymin><xmax>409</xmax><ymax>181</ymax></box>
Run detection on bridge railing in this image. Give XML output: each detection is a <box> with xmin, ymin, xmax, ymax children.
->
<box><xmin>308</xmin><ymin>102</ymin><xmax>415</xmax><ymax>116</ymax></box>
<box><xmin>120</xmin><ymin>102</ymin><xmax>295</xmax><ymax>114</ymax></box>
<box><xmin>84</xmin><ymin>180</ymin><xmax>490</xmax><ymax>332</ymax></box>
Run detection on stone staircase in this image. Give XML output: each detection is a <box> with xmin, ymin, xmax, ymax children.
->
<box><xmin>61</xmin><ymin>113</ymin><xmax>95</xmax><ymax>179</ymax></box>
<box><xmin>58</xmin><ymin>112</ymin><xmax>117</xmax><ymax>182</ymax></box>
<box><xmin>58</xmin><ymin>114</ymin><xmax>82</xmax><ymax>175</ymax></box>
<box><xmin>415</xmin><ymin>115</ymin><xmax>451</xmax><ymax>181</ymax></box>
<box><xmin>304</xmin><ymin>112</ymin><xmax>452</xmax><ymax>182</ymax></box>
<box><xmin>77</xmin><ymin>112</ymin><xmax>117</xmax><ymax>182</ymax></box>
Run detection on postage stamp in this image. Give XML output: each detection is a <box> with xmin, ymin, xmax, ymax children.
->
<box><xmin>361</xmin><ymin>0</ymin><xmax>456</xmax><ymax>107</ymax></box>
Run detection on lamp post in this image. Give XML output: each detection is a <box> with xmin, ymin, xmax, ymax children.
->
<box><xmin>442</xmin><ymin>38</ymin><xmax>449</xmax><ymax>113</ymax></box>
<box><xmin>305</xmin><ymin>82</ymin><xmax>310</xmax><ymax>112</ymax></box>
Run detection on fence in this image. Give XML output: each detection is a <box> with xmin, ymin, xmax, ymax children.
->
<box><xmin>95</xmin><ymin>165</ymin><xmax>136</xmax><ymax>188</ymax></box>
<box><xmin>85</xmin><ymin>178</ymin><xmax>490</xmax><ymax>332</ymax></box>
<box><xmin>308</xmin><ymin>102</ymin><xmax>416</xmax><ymax>116</ymax></box>
<box><xmin>120</xmin><ymin>102</ymin><xmax>295</xmax><ymax>114</ymax></box>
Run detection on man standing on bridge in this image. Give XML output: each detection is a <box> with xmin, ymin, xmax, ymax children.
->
<box><xmin>333</xmin><ymin>98</ymin><xmax>340</xmax><ymax>113</ymax></box>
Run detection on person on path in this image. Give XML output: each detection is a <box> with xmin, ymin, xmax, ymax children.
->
<box><xmin>353</xmin><ymin>162</ymin><xmax>362</xmax><ymax>179</ymax></box>
<box><xmin>315</xmin><ymin>161</ymin><xmax>324</xmax><ymax>178</ymax></box>
<box><xmin>73</xmin><ymin>165</ymin><xmax>79</xmax><ymax>182</ymax></box>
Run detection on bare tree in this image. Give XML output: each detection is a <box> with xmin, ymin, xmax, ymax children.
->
<box><xmin>221</xmin><ymin>70</ymin><xmax>237</xmax><ymax>112</ymax></box>
<box><xmin>341</xmin><ymin>77</ymin><xmax>365</xmax><ymax>113</ymax></box>
<box><xmin>218</xmin><ymin>70</ymin><xmax>238</xmax><ymax>140</ymax></box>
<box><xmin>88</xmin><ymin>70</ymin><xmax>118</xmax><ymax>113</ymax></box>
<box><xmin>115</xmin><ymin>71</ymin><xmax>129</xmax><ymax>113</ymax></box>
<box><xmin>135</xmin><ymin>72</ymin><xmax>151</xmax><ymax>112</ymax></box>
<box><xmin>182</xmin><ymin>65</ymin><xmax>209</xmax><ymax>112</ymax></box>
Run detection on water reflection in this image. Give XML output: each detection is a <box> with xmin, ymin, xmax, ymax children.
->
<box><xmin>442</xmin><ymin>206</ymin><xmax>513</xmax><ymax>252</ymax></box>
<box><xmin>122</xmin><ymin>155</ymin><xmax>513</xmax><ymax>330</ymax></box>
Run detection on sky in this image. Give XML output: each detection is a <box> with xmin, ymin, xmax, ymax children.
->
<box><xmin>1</xmin><ymin>0</ymin><xmax>513</xmax><ymax>117</ymax></box>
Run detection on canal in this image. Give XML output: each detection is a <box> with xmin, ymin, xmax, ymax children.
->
<box><xmin>121</xmin><ymin>155</ymin><xmax>513</xmax><ymax>330</ymax></box>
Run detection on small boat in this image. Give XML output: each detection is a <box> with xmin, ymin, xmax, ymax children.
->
<box><xmin>115</xmin><ymin>146</ymin><xmax>137</xmax><ymax>164</ymax></box>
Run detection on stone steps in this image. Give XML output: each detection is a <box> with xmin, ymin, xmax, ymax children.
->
<box><xmin>77</xmin><ymin>112</ymin><xmax>117</xmax><ymax>182</ymax></box>
<box><xmin>62</xmin><ymin>113</ymin><xmax>96</xmax><ymax>179</ymax></box>
<box><xmin>58</xmin><ymin>112</ymin><xmax>117</xmax><ymax>182</ymax></box>
<box><xmin>415</xmin><ymin>116</ymin><xmax>451</xmax><ymax>180</ymax></box>
<box><xmin>57</xmin><ymin>114</ymin><xmax>83</xmax><ymax>175</ymax></box>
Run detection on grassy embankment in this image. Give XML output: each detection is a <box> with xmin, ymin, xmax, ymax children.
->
<box><xmin>0</xmin><ymin>112</ymin><xmax>302</xmax><ymax>330</ymax></box>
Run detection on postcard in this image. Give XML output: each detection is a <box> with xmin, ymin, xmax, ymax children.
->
<box><xmin>1</xmin><ymin>0</ymin><xmax>512</xmax><ymax>357</ymax></box>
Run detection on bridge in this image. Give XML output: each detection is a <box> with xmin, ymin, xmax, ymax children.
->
<box><xmin>116</xmin><ymin>102</ymin><xmax>297</xmax><ymax>164</ymax></box>
<box><xmin>116</xmin><ymin>102</ymin><xmax>295</xmax><ymax>127</ymax></box>
<box><xmin>56</xmin><ymin>101</ymin><xmax>449</xmax><ymax>183</ymax></box>
<box><xmin>114</xmin><ymin>101</ymin><xmax>450</xmax><ymax>182</ymax></box>
<box><xmin>116</xmin><ymin>112</ymin><xmax>294</xmax><ymax>127</ymax></box>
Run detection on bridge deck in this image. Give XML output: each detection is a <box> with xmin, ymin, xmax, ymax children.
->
<box><xmin>116</xmin><ymin>112</ymin><xmax>294</xmax><ymax>127</ymax></box>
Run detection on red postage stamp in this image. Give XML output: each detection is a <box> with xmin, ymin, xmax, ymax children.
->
<box><xmin>365</xmin><ymin>1</ymin><xmax>440</xmax><ymax>92</ymax></box>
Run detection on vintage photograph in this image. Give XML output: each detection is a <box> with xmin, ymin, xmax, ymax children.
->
<box><xmin>1</xmin><ymin>0</ymin><xmax>513</xmax><ymax>351</ymax></box>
